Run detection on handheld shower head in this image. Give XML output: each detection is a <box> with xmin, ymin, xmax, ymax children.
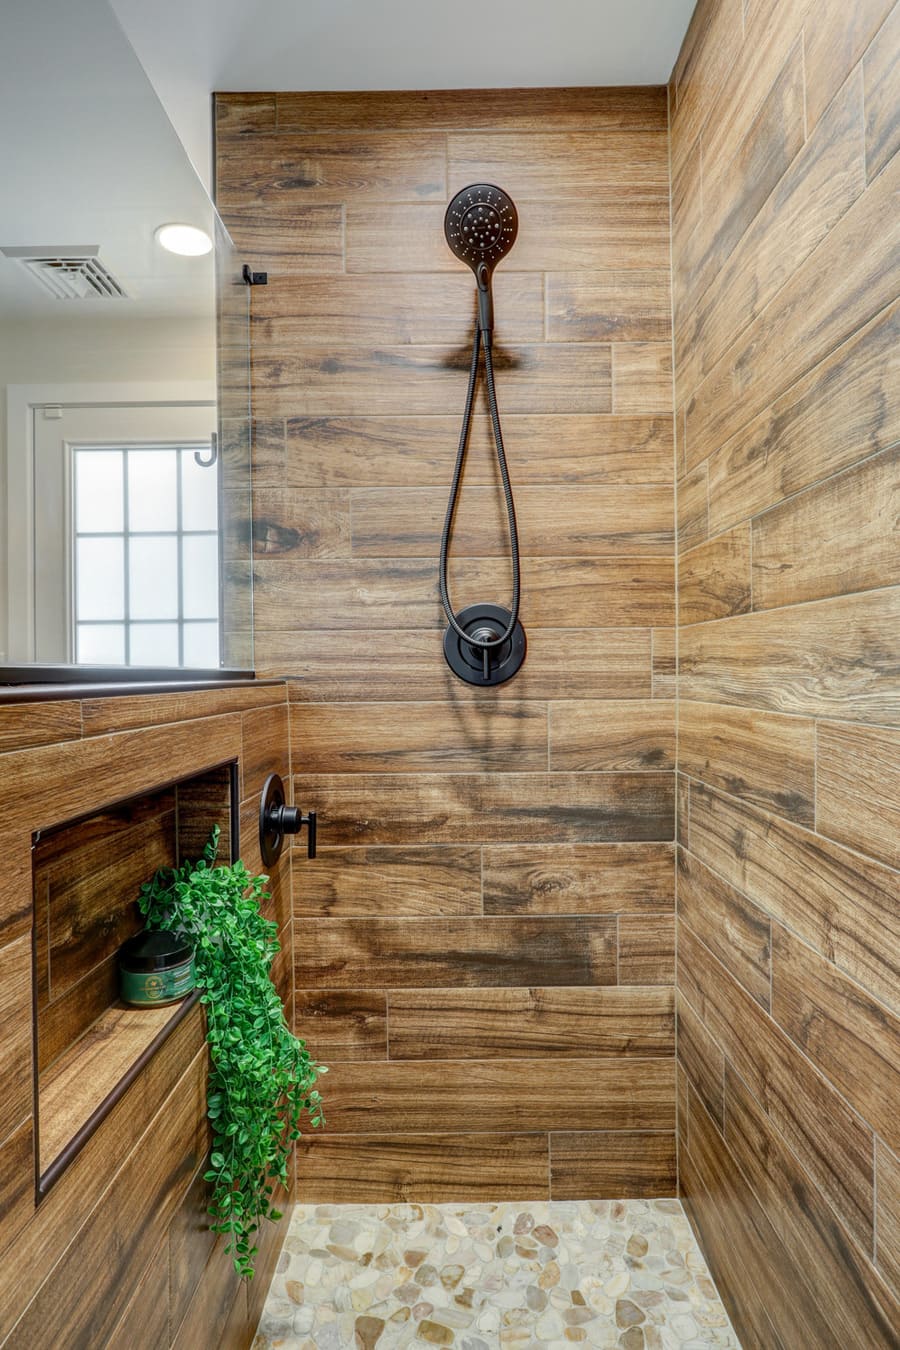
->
<box><xmin>444</xmin><ymin>184</ymin><xmax>518</xmax><ymax>337</ymax></box>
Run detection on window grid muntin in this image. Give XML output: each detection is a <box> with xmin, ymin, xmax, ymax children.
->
<box><xmin>73</xmin><ymin>443</ymin><xmax>220</xmax><ymax>667</ymax></box>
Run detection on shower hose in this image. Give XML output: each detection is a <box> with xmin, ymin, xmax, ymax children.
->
<box><xmin>439</xmin><ymin>326</ymin><xmax>521</xmax><ymax>677</ymax></box>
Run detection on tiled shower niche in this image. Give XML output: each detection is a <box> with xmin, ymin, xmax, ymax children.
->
<box><xmin>31</xmin><ymin>760</ymin><xmax>237</xmax><ymax>1196</ymax></box>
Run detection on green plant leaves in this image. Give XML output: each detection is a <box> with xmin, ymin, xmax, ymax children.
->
<box><xmin>139</xmin><ymin>824</ymin><xmax>325</xmax><ymax>1280</ymax></box>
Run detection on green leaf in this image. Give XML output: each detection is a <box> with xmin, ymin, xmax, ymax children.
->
<box><xmin>141</xmin><ymin>826</ymin><xmax>325</xmax><ymax>1279</ymax></box>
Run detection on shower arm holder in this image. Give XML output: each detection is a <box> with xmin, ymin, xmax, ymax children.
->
<box><xmin>476</xmin><ymin>263</ymin><xmax>494</xmax><ymax>340</ymax></box>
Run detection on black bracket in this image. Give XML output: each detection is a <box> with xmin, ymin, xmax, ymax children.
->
<box><xmin>259</xmin><ymin>772</ymin><xmax>316</xmax><ymax>867</ymax></box>
<box><xmin>242</xmin><ymin>264</ymin><xmax>268</xmax><ymax>286</ymax></box>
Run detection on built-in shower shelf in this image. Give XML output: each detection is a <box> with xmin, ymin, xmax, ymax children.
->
<box><xmin>31</xmin><ymin>759</ymin><xmax>236</xmax><ymax>1199</ymax></box>
<box><xmin>37</xmin><ymin>994</ymin><xmax>199</xmax><ymax>1194</ymax></box>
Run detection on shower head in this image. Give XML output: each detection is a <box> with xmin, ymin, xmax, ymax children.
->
<box><xmin>444</xmin><ymin>183</ymin><xmax>518</xmax><ymax>275</ymax></box>
<box><xmin>444</xmin><ymin>184</ymin><xmax>518</xmax><ymax>336</ymax></box>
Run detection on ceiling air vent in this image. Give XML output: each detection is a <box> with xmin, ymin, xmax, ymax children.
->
<box><xmin>0</xmin><ymin>245</ymin><xmax>128</xmax><ymax>300</ymax></box>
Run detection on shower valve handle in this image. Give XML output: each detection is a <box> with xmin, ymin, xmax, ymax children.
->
<box><xmin>276</xmin><ymin>804</ymin><xmax>316</xmax><ymax>858</ymax></box>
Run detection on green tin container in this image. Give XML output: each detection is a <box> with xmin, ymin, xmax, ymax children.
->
<box><xmin>119</xmin><ymin>929</ymin><xmax>195</xmax><ymax>1007</ymax></box>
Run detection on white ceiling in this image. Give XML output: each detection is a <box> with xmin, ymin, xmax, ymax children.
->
<box><xmin>1</xmin><ymin>0</ymin><xmax>696</xmax><ymax>320</ymax></box>
<box><xmin>110</xmin><ymin>0</ymin><xmax>697</xmax><ymax>188</ymax></box>
<box><xmin>0</xmin><ymin>0</ymin><xmax>219</xmax><ymax>322</ymax></box>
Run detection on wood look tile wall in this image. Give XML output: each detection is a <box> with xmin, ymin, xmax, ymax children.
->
<box><xmin>215</xmin><ymin>87</ymin><xmax>677</xmax><ymax>1202</ymax></box>
<box><xmin>670</xmin><ymin>1</ymin><xmax>900</xmax><ymax>1345</ymax></box>
<box><xmin>0</xmin><ymin>683</ymin><xmax>292</xmax><ymax>1349</ymax></box>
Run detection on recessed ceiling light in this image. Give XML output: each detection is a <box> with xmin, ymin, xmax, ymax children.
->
<box><xmin>155</xmin><ymin>223</ymin><xmax>213</xmax><ymax>257</ymax></box>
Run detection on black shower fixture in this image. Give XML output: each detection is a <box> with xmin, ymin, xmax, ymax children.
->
<box><xmin>439</xmin><ymin>184</ymin><xmax>526</xmax><ymax>687</ymax></box>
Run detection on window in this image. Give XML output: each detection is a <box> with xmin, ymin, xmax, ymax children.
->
<box><xmin>72</xmin><ymin>444</ymin><xmax>220</xmax><ymax>667</ymax></box>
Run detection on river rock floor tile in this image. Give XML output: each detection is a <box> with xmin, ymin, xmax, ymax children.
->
<box><xmin>252</xmin><ymin>1199</ymin><xmax>740</xmax><ymax>1349</ymax></box>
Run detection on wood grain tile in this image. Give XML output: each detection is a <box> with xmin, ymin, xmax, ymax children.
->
<box><xmin>677</xmin><ymin>992</ymin><xmax>724</xmax><ymax>1129</ymax></box>
<box><xmin>293</xmin><ymin>990</ymin><xmax>387</xmax><ymax>1061</ymax></box>
<box><xmin>291</xmin><ymin>700</ymin><xmax>549</xmax><ymax>774</ymax></box>
<box><xmin>171</xmin><ymin>1233</ymin><xmax>249</xmax><ymax>1350</ymax></box>
<box><xmin>167</xmin><ymin>1167</ymin><xmax>218</xmax><ymax>1339</ymax></box>
<box><xmin>724</xmin><ymin>1064</ymin><xmax>900</xmax><ymax>1346</ymax></box>
<box><xmin>37</xmin><ymin>803</ymin><xmax>173</xmax><ymax>1012</ymax></box>
<box><xmin>228</xmin><ymin>487</ymin><xmax>350</xmax><ymax>559</ymax></box>
<box><xmin>482</xmin><ymin>843</ymin><xmax>674</xmax><ymax>915</ymax></box>
<box><xmin>676</xmin><ymin>461</ymin><xmax>708</xmax><ymax>555</ymax></box>
<box><xmin>752</xmin><ymin>445</ymin><xmax>900</xmax><ymax>610</ymax></box>
<box><xmin>0</xmin><ymin>937</ymin><xmax>33</xmax><ymax>1145</ymax></box>
<box><xmin>221</xmin><ymin>206</ymin><xmax>343</xmax><ymax>275</ymax></box>
<box><xmin>669</xmin><ymin>0</ymin><xmax>744</xmax><ymax>181</ymax></box>
<box><xmin>214</xmin><ymin>92</ymin><xmax>275</xmax><ymax>135</ymax></box>
<box><xmin>612</xmin><ymin>342</ymin><xmax>673</xmax><ymax>414</ymax></box>
<box><xmin>676</xmin><ymin>41</ymin><xmax>806</xmax><ymax>325</ymax></box>
<box><xmin>0</xmin><ymin>1011</ymin><xmax>205</xmax><ymax>1339</ymax></box>
<box><xmin>772</xmin><ymin>924</ymin><xmax>900</xmax><ymax>1151</ymax></box>
<box><xmin>688</xmin><ymin>781</ymin><xmax>900</xmax><ymax>1014</ymax></box>
<box><xmin>707</xmin><ymin>299</ymin><xmax>900</xmax><ymax>534</ymax></box>
<box><xmin>864</xmin><ymin>0</ymin><xmax>900</xmax><ymax>180</ymax></box>
<box><xmin>267</xmin><ymin>628</ymin><xmax>653</xmax><ymax>701</ymax></box>
<box><xmin>294</xmin><ymin>917</ymin><xmax>617</xmax><ymax>989</ymax></box>
<box><xmin>677</xmin><ymin>774</ymin><xmax>690</xmax><ymax>849</ymax></box>
<box><xmin>80</xmin><ymin>684</ymin><xmax>278</xmax><ymax>736</ymax></box>
<box><xmin>677</xmin><ymin>850</ymin><xmax>771</xmax><ymax>1008</ymax></box>
<box><xmin>817</xmin><ymin>720</ymin><xmax>900</xmax><ymax>869</ymax></box>
<box><xmin>275</xmin><ymin>87</ymin><xmax>667</xmax><ymax>134</ymax></box>
<box><xmin>803</xmin><ymin>0</ymin><xmax>895</xmax><ymax>132</ymax></box>
<box><xmin>678</xmin><ymin>525</ymin><xmax>751</xmax><ymax>624</ymax></box>
<box><xmin>252</xmin><ymin>271</ymin><xmax>544</xmax><ymax>347</ymax></box>
<box><xmin>679</xmin><ymin>921</ymin><xmax>876</xmax><ymax>1251</ymax></box>
<box><xmin>293</xmin><ymin>846</ymin><xmax>482</xmax><ymax>916</ymax></box>
<box><xmin>216</xmin><ymin>132</ymin><xmax>447</xmax><ymax>212</ymax></box>
<box><xmin>0</xmin><ymin>720</ymin><xmax>239</xmax><ymax>947</ymax></box>
<box><xmin>681</xmin><ymin>1078</ymin><xmax>835</xmax><ymax>1350</ymax></box>
<box><xmin>249</xmin><ymin>556</ymin><xmax>674</xmax><ymax>630</ymax></box>
<box><xmin>652</xmin><ymin>627</ymin><xmax>677</xmax><ymax>700</ymax></box>
<box><xmin>675</xmin><ymin>68</ymin><xmax>866</xmax><ymax>401</ymax></box>
<box><xmin>297</xmin><ymin>1133</ymin><xmax>550</xmax><ymax>1204</ymax></box>
<box><xmin>678</xmin><ymin>699</ymin><xmax>815</xmax><ymax>823</ymax></box>
<box><xmin>619</xmin><ymin>915</ymin><xmax>676</xmax><ymax>984</ymax></box>
<box><xmin>547</xmin><ymin>270</ymin><xmax>671</xmax><ymax>341</ymax></box>
<box><xmin>105</xmin><ymin>1238</ymin><xmax>170</xmax><ymax>1350</ymax></box>
<box><xmin>285</xmin><ymin>413</ymin><xmax>675</xmax><ymax>487</ymax></box>
<box><xmin>241</xmin><ymin>699</ymin><xmax>290</xmax><ymax>801</ymax></box>
<box><xmin>684</xmin><ymin>153</ymin><xmax>900</xmax><ymax>471</ymax></box>
<box><xmin>679</xmin><ymin>587</ymin><xmax>900</xmax><ymax>725</ymax></box>
<box><xmin>0</xmin><ymin>701</ymin><xmax>82</xmax><ymax>753</ymax></box>
<box><xmin>0</xmin><ymin>1120</ymin><xmax>34</xmax><ymax>1263</ymax></box>
<box><xmin>318</xmin><ymin>1057</ymin><xmax>674</xmax><ymax>1133</ymax></box>
<box><xmin>696</xmin><ymin>0</ymin><xmax>815</xmax><ymax>209</ymax></box>
<box><xmin>876</xmin><ymin>1139</ymin><xmax>900</xmax><ymax>1293</ymax></box>
<box><xmin>387</xmin><ymin>986</ymin><xmax>675</xmax><ymax>1059</ymax></box>
<box><xmin>550</xmin><ymin>1132</ymin><xmax>676</xmax><ymax>1199</ymax></box>
<box><xmin>350</xmin><ymin>484</ymin><xmax>675</xmax><ymax>557</ymax></box>
<box><xmin>252</xmin><ymin>342</ymin><xmax>614</xmax><ymax>418</ymax></box>
<box><xmin>345</xmin><ymin>197</ymin><xmax>671</xmax><ymax>272</ymax></box>
<box><xmin>5</xmin><ymin>1053</ymin><xmax>207</xmax><ymax>1350</ymax></box>
<box><xmin>549</xmin><ymin>700</ymin><xmax>675</xmax><ymax>771</ymax></box>
<box><xmin>447</xmin><ymin>131</ymin><xmax>669</xmax><ymax>197</ymax></box>
<box><xmin>298</xmin><ymin>772</ymin><xmax>674</xmax><ymax>845</ymax></box>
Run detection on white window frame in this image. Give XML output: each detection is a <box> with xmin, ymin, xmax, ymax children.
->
<box><xmin>5</xmin><ymin>381</ymin><xmax>215</xmax><ymax>662</ymax></box>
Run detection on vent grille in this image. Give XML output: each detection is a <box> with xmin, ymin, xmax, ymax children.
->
<box><xmin>0</xmin><ymin>245</ymin><xmax>128</xmax><ymax>300</ymax></box>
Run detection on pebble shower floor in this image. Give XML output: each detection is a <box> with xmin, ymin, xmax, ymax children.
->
<box><xmin>252</xmin><ymin>1199</ymin><xmax>740</xmax><ymax>1349</ymax></box>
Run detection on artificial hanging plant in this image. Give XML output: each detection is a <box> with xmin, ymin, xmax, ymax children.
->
<box><xmin>139</xmin><ymin>826</ymin><xmax>324</xmax><ymax>1278</ymax></box>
